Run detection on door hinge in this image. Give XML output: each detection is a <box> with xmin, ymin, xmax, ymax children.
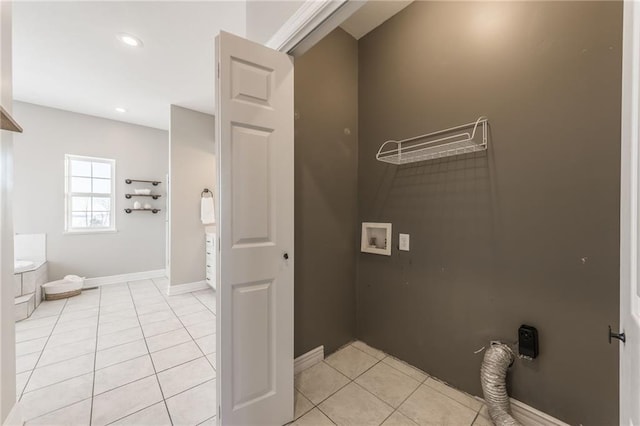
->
<box><xmin>217</xmin><ymin>62</ymin><xmax>220</xmax><ymax>79</ymax></box>
<box><xmin>218</xmin><ymin>405</ymin><xmax>221</xmax><ymax>420</ymax></box>
<box><xmin>609</xmin><ymin>325</ymin><xmax>626</xmax><ymax>344</ymax></box>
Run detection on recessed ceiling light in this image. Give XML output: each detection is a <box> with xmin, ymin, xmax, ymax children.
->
<box><xmin>115</xmin><ymin>107</ymin><xmax>127</xmax><ymax>113</ymax></box>
<box><xmin>117</xmin><ymin>33</ymin><xmax>143</xmax><ymax>48</ymax></box>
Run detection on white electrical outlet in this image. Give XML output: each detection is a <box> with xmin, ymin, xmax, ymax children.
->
<box><xmin>399</xmin><ymin>233</ymin><xmax>410</xmax><ymax>251</ymax></box>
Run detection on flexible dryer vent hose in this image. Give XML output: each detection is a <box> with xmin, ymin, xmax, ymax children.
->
<box><xmin>480</xmin><ymin>344</ymin><xmax>522</xmax><ymax>426</ymax></box>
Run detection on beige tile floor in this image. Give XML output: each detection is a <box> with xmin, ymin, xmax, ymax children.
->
<box><xmin>293</xmin><ymin>341</ymin><xmax>492</xmax><ymax>426</ymax></box>
<box><xmin>16</xmin><ymin>278</ymin><xmax>493</xmax><ymax>426</ymax></box>
<box><xmin>15</xmin><ymin>277</ymin><xmax>216</xmax><ymax>426</ymax></box>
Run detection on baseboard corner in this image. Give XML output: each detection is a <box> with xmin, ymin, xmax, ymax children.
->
<box><xmin>166</xmin><ymin>280</ymin><xmax>209</xmax><ymax>296</ymax></box>
<box><xmin>294</xmin><ymin>345</ymin><xmax>324</xmax><ymax>375</ymax></box>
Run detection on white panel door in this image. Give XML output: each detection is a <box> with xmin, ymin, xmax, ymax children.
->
<box><xmin>215</xmin><ymin>31</ymin><xmax>294</xmax><ymax>426</ymax></box>
<box><xmin>621</xmin><ymin>1</ymin><xmax>640</xmax><ymax>424</ymax></box>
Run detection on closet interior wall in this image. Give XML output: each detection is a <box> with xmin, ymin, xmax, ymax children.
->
<box><xmin>356</xmin><ymin>2</ymin><xmax>622</xmax><ymax>424</ymax></box>
<box><xmin>294</xmin><ymin>28</ymin><xmax>359</xmax><ymax>357</ymax></box>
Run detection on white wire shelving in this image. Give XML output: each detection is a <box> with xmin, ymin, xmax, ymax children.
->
<box><xmin>376</xmin><ymin>116</ymin><xmax>488</xmax><ymax>165</ymax></box>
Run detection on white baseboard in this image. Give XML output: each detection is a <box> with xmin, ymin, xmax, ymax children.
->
<box><xmin>510</xmin><ymin>398</ymin><xmax>570</xmax><ymax>426</ymax></box>
<box><xmin>4</xmin><ymin>401</ymin><xmax>23</xmax><ymax>426</ymax></box>
<box><xmin>477</xmin><ymin>397</ymin><xmax>569</xmax><ymax>426</ymax></box>
<box><xmin>83</xmin><ymin>269</ymin><xmax>166</xmax><ymax>288</ymax></box>
<box><xmin>205</xmin><ymin>279</ymin><xmax>216</xmax><ymax>291</ymax></box>
<box><xmin>294</xmin><ymin>345</ymin><xmax>324</xmax><ymax>375</ymax></box>
<box><xmin>166</xmin><ymin>280</ymin><xmax>209</xmax><ymax>296</ymax></box>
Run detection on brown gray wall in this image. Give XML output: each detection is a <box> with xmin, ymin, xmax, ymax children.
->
<box><xmin>294</xmin><ymin>28</ymin><xmax>358</xmax><ymax>357</ymax></box>
<box><xmin>356</xmin><ymin>2</ymin><xmax>621</xmax><ymax>424</ymax></box>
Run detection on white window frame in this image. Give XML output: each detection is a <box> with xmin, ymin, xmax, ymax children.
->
<box><xmin>64</xmin><ymin>154</ymin><xmax>116</xmax><ymax>234</ymax></box>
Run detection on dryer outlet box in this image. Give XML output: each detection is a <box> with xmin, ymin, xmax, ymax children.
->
<box><xmin>518</xmin><ymin>324</ymin><xmax>539</xmax><ymax>359</ymax></box>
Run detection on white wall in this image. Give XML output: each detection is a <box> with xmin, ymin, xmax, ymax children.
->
<box><xmin>169</xmin><ymin>105</ymin><xmax>215</xmax><ymax>287</ymax></box>
<box><xmin>245</xmin><ymin>0</ymin><xmax>304</xmax><ymax>44</ymax></box>
<box><xmin>0</xmin><ymin>1</ymin><xmax>17</xmax><ymax>422</ymax></box>
<box><xmin>13</xmin><ymin>102</ymin><xmax>168</xmax><ymax>280</ymax></box>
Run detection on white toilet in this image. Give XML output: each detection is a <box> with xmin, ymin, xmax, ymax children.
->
<box><xmin>42</xmin><ymin>275</ymin><xmax>84</xmax><ymax>300</ymax></box>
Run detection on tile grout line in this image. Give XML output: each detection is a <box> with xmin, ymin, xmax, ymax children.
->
<box><xmin>155</xmin><ymin>279</ymin><xmax>213</xmax><ymax>371</ymax></box>
<box><xmin>305</xmin><ymin>345</ymin><xmax>383</xmax><ymax>411</ymax></box>
<box><xmin>357</xmin><ymin>344</ymin><xmax>483</xmax><ymax>422</ymax></box>
<box><xmin>303</xmin><ymin>342</ymin><xmax>454</xmax><ymax>426</ymax></box>
<box><xmin>296</xmin><ymin>360</ymin><xmax>351</xmax><ymax>407</ymax></box>
<box><xmin>101</xmin><ymin>378</ymin><xmax>218</xmax><ymax>426</ymax></box>
<box><xmin>125</xmin><ymin>280</ymin><xmax>175</xmax><ymax>426</ymax></box>
<box><xmin>189</xmin><ymin>288</ymin><xmax>216</xmax><ymax>316</ymax></box>
<box><xmin>25</xmin><ymin>287</ymin><xmax>216</xmax><ymax>422</ymax></box>
<box><xmin>19</xmin><ymin>297</ymin><xmax>69</xmax><ymax>401</ymax></box>
<box><xmin>152</xmin><ymin>278</ymin><xmax>217</xmax><ymax>421</ymax></box>
<box><xmin>18</xmin><ymin>282</ymin><xmax>167</xmax><ymax>422</ymax></box>
<box><xmin>375</xmin><ymin>371</ymin><xmax>425</xmax><ymax>426</ymax></box>
<box><xmin>88</xmin><ymin>283</ymin><xmax>103</xmax><ymax>426</ymax></box>
<box><xmin>15</xmin><ymin>321</ymin><xmax>62</xmax><ymax>345</ymax></box>
<box><xmin>318</xmin><ymin>355</ymin><xmax>395</xmax><ymax>425</ymax></box>
<box><xmin>19</xmin><ymin>340</ymin><xmax>216</xmax><ymax>409</ymax></box>
<box><xmin>196</xmin><ymin>415</ymin><xmax>216</xmax><ymax>425</ymax></box>
<box><xmin>22</xmin><ymin>397</ymin><xmax>94</xmax><ymax>424</ymax></box>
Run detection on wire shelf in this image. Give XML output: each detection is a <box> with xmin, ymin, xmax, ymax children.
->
<box><xmin>376</xmin><ymin>116</ymin><xmax>488</xmax><ymax>165</ymax></box>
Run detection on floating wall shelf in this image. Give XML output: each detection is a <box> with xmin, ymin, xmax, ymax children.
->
<box><xmin>125</xmin><ymin>179</ymin><xmax>161</xmax><ymax>186</ymax></box>
<box><xmin>125</xmin><ymin>194</ymin><xmax>161</xmax><ymax>199</ymax></box>
<box><xmin>124</xmin><ymin>208</ymin><xmax>161</xmax><ymax>214</ymax></box>
<box><xmin>376</xmin><ymin>116</ymin><xmax>488</xmax><ymax>165</ymax></box>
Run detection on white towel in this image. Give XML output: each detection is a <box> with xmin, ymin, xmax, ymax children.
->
<box><xmin>201</xmin><ymin>197</ymin><xmax>215</xmax><ymax>225</ymax></box>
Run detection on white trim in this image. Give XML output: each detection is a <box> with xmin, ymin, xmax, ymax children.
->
<box><xmin>361</xmin><ymin>222</ymin><xmax>392</xmax><ymax>256</ymax></box>
<box><xmin>473</xmin><ymin>397</ymin><xmax>568</xmax><ymax>426</ymax></box>
<box><xmin>64</xmin><ymin>154</ymin><xmax>116</xmax><ymax>233</ymax></box>
<box><xmin>294</xmin><ymin>345</ymin><xmax>324</xmax><ymax>375</ymax></box>
<box><xmin>83</xmin><ymin>269</ymin><xmax>166</xmax><ymax>287</ymax></box>
<box><xmin>265</xmin><ymin>0</ymin><xmax>368</xmax><ymax>56</ymax></box>
<box><xmin>620</xmin><ymin>0</ymin><xmax>640</xmax><ymax>422</ymax></box>
<box><xmin>265</xmin><ymin>1</ymin><xmax>346</xmax><ymax>52</ymax></box>
<box><xmin>4</xmin><ymin>402</ymin><xmax>23</xmax><ymax>426</ymax></box>
<box><xmin>63</xmin><ymin>229</ymin><xmax>118</xmax><ymax>236</ymax></box>
<box><xmin>166</xmin><ymin>280</ymin><xmax>209</xmax><ymax>296</ymax></box>
<box><xmin>205</xmin><ymin>278</ymin><xmax>215</xmax><ymax>291</ymax></box>
<box><xmin>510</xmin><ymin>398</ymin><xmax>570</xmax><ymax>426</ymax></box>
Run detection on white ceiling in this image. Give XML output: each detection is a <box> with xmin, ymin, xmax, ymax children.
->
<box><xmin>340</xmin><ymin>0</ymin><xmax>412</xmax><ymax>40</ymax></box>
<box><xmin>12</xmin><ymin>1</ymin><xmax>246</xmax><ymax>130</ymax></box>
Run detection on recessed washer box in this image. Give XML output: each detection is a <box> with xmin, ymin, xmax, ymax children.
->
<box><xmin>361</xmin><ymin>222</ymin><xmax>392</xmax><ymax>256</ymax></box>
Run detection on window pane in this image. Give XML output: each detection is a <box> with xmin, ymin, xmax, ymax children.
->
<box><xmin>92</xmin><ymin>197</ymin><xmax>111</xmax><ymax>212</ymax></box>
<box><xmin>71</xmin><ymin>177</ymin><xmax>92</xmax><ymax>193</ymax></box>
<box><xmin>71</xmin><ymin>212</ymin><xmax>89</xmax><ymax>228</ymax></box>
<box><xmin>71</xmin><ymin>196</ymin><xmax>91</xmax><ymax>211</ymax></box>
<box><xmin>90</xmin><ymin>212</ymin><xmax>110</xmax><ymax>227</ymax></box>
<box><xmin>92</xmin><ymin>178</ymin><xmax>111</xmax><ymax>194</ymax></box>
<box><xmin>92</xmin><ymin>162</ymin><xmax>111</xmax><ymax>179</ymax></box>
<box><xmin>70</xmin><ymin>160</ymin><xmax>91</xmax><ymax>177</ymax></box>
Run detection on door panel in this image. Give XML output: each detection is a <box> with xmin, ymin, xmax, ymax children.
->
<box><xmin>216</xmin><ymin>31</ymin><xmax>294</xmax><ymax>426</ymax></box>
<box><xmin>231</xmin><ymin>124</ymin><xmax>274</xmax><ymax>247</ymax></box>
<box><xmin>232</xmin><ymin>280</ymin><xmax>274</xmax><ymax>409</ymax></box>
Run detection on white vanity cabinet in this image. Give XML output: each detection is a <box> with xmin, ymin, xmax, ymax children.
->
<box><xmin>205</xmin><ymin>232</ymin><xmax>216</xmax><ymax>290</ymax></box>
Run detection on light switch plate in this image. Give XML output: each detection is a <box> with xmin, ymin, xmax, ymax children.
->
<box><xmin>399</xmin><ymin>233</ymin><xmax>410</xmax><ymax>251</ymax></box>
